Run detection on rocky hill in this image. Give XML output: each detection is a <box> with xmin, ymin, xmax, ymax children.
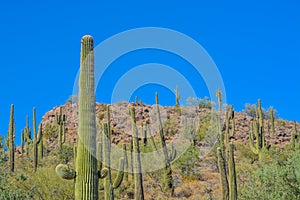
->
<box><xmin>41</xmin><ymin>102</ymin><xmax>299</xmax><ymax>150</ymax></box>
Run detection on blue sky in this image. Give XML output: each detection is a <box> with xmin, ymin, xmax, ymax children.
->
<box><xmin>0</xmin><ymin>1</ymin><xmax>299</xmax><ymax>144</ymax></box>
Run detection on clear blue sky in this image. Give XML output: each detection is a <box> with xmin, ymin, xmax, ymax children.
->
<box><xmin>0</xmin><ymin>0</ymin><xmax>299</xmax><ymax>144</ymax></box>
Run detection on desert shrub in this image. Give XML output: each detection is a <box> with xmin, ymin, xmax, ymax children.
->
<box><xmin>240</xmin><ymin>147</ymin><xmax>300</xmax><ymax>200</ymax></box>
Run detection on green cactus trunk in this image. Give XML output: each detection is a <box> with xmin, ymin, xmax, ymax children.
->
<box><xmin>21</xmin><ymin>129</ymin><xmax>24</xmax><ymax>158</ymax></box>
<box><xmin>56</xmin><ymin>106</ymin><xmax>66</xmax><ymax>150</ymax></box>
<box><xmin>24</xmin><ymin>116</ymin><xmax>31</xmax><ymax>157</ymax></box>
<box><xmin>33</xmin><ymin>108</ymin><xmax>42</xmax><ymax>172</ymax></box>
<box><xmin>38</xmin><ymin>124</ymin><xmax>43</xmax><ymax>160</ymax></box>
<box><xmin>217</xmin><ymin>147</ymin><xmax>229</xmax><ymax>200</ymax></box>
<box><xmin>270</xmin><ymin>108</ymin><xmax>275</xmax><ymax>135</ymax></box>
<box><xmin>8</xmin><ymin>104</ymin><xmax>15</xmax><ymax>172</ymax></box>
<box><xmin>130</xmin><ymin>107</ymin><xmax>145</xmax><ymax>200</ymax></box>
<box><xmin>103</xmin><ymin>123</ymin><xmax>114</xmax><ymax>200</ymax></box>
<box><xmin>123</xmin><ymin>144</ymin><xmax>129</xmax><ymax>182</ymax></box>
<box><xmin>75</xmin><ymin>35</ymin><xmax>99</xmax><ymax>200</ymax></box>
<box><xmin>228</xmin><ymin>143</ymin><xmax>237</xmax><ymax>200</ymax></box>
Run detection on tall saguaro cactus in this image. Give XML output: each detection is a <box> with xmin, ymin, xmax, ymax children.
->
<box><xmin>8</xmin><ymin>104</ymin><xmax>15</xmax><ymax>172</ymax></box>
<box><xmin>74</xmin><ymin>35</ymin><xmax>99</xmax><ymax>199</ymax></box>
<box><xmin>56</xmin><ymin>106</ymin><xmax>66</xmax><ymax>150</ymax></box>
<box><xmin>217</xmin><ymin>106</ymin><xmax>238</xmax><ymax>200</ymax></box>
<box><xmin>33</xmin><ymin>108</ymin><xmax>43</xmax><ymax>171</ymax></box>
<box><xmin>155</xmin><ymin>93</ymin><xmax>176</xmax><ymax>193</ymax></box>
<box><xmin>130</xmin><ymin>107</ymin><xmax>145</xmax><ymax>200</ymax></box>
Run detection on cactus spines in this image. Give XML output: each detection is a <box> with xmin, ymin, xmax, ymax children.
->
<box><xmin>217</xmin><ymin>147</ymin><xmax>229</xmax><ymax>200</ymax></box>
<box><xmin>56</xmin><ymin>164</ymin><xmax>76</xmax><ymax>180</ymax></box>
<box><xmin>130</xmin><ymin>107</ymin><xmax>145</xmax><ymax>200</ymax></box>
<box><xmin>8</xmin><ymin>104</ymin><xmax>15</xmax><ymax>172</ymax></box>
<box><xmin>228</xmin><ymin>143</ymin><xmax>238</xmax><ymax>200</ymax></box>
<box><xmin>75</xmin><ymin>35</ymin><xmax>99</xmax><ymax>200</ymax></box>
<box><xmin>56</xmin><ymin>106</ymin><xmax>66</xmax><ymax>150</ymax></box>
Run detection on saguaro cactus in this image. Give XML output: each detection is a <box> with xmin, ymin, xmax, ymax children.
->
<box><xmin>56</xmin><ymin>36</ymin><xmax>106</xmax><ymax>200</ymax></box>
<box><xmin>23</xmin><ymin>116</ymin><xmax>31</xmax><ymax>157</ymax></box>
<box><xmin>155</xmin><ymin>93</ymin><xmax>176</xmax><ymax>193</ymax></box>
<box><xmin>249</xmin><ymin>99</ymin><xmax>267</xmax><ymax>155</ymax></box>
<box><xmin>216</xmin><ymin>89</ymin><xmax>222</xmax><ymax>112</ymax></box>
<box><xmin>130</xmin><ymin>107</ymin><xmax>145</xmax><ymax>200</ymax></box>
<box><xmin>269</xmin><ymin>107</ymin><xmax>275</xmax><ymax>135</ymax></box>
<box><xmin>228</xmin><ymin>143</ymin><xmax>237</xmax><ymax>200</ymax></box>
<box><xmin>217</xmin><ymin>147</ymin><xmax>229</xmax><ymax>200</ymax></box>
<box><xmin>56</xmin><ymin>106</ymin><xmax>66</xmax><ymax>150</ymax></box>
<box><xmin>74</xmin><ymin>35</ymin><xmax>99</xmax><ymax>200</ymax></box>
<box><xmin>218</xmin><ymin>106</ymin><xmax>238</xmax><ymax>200</ymax></box>
<box><xmin>8</xmin><ymin>104</ymin><xmax>15</xmax><ymax>172</ymax></box>
<box><xmin>174</xmin><ymin>86</ymin><xmax>180</xmax><ymax>107</ymax></box>
<box><xmin>33</xmin><ymin>108</ymin><xmax>43</xmax><ymax>171</ymax></box>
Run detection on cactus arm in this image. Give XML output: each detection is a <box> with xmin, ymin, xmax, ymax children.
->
<box><xmin>168</xmin><ymin>142</ymin><xmax>176</xmax><ymax>162</ymax></box>
<box><xmin>123</xmin><ymin>144</ymin><xmax>129</xmax><ymax>182</ymax></box>
<box><xmin>147</xmin><ymin>123</ymin><xmax>157</xmax><ymax>151</ymax></box>
<box><xmin>113</xmin><ymin>158</ymin><xmax>125</xmax><ymax>189</ymax></box>
<box><xmin>56</xmin><ymin>164</ymin><xmax>76</xmax><ymax>180</ymax></box>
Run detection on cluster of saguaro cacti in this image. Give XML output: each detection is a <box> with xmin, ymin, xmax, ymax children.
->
<box><xmin>56</xmin><ymin>106</ymin><xmax>66</xmax><ymax>150</ymax></box>
<box><xmin>7</xmin><ymin>104</ymin><xmax>15</xmax><ymax>172</ymax></box>
<box><xmin>217</xmin><ymin>106</ymin><xmax>238</xmax><ymax>200</ymax></box>
<box><xmin>100</xmin><ymin>106</ymin><xmax>125</xmax><ymax>200</ymax></box>
<box><xmin>22</xmin><ymin>108</ymin><xmax>43</xmax><ymax>171</ymax></box>
<box><xmin>249</xmin><ymin>99</ymin><xmax>267</xmax><ymax>155</ymax></box>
